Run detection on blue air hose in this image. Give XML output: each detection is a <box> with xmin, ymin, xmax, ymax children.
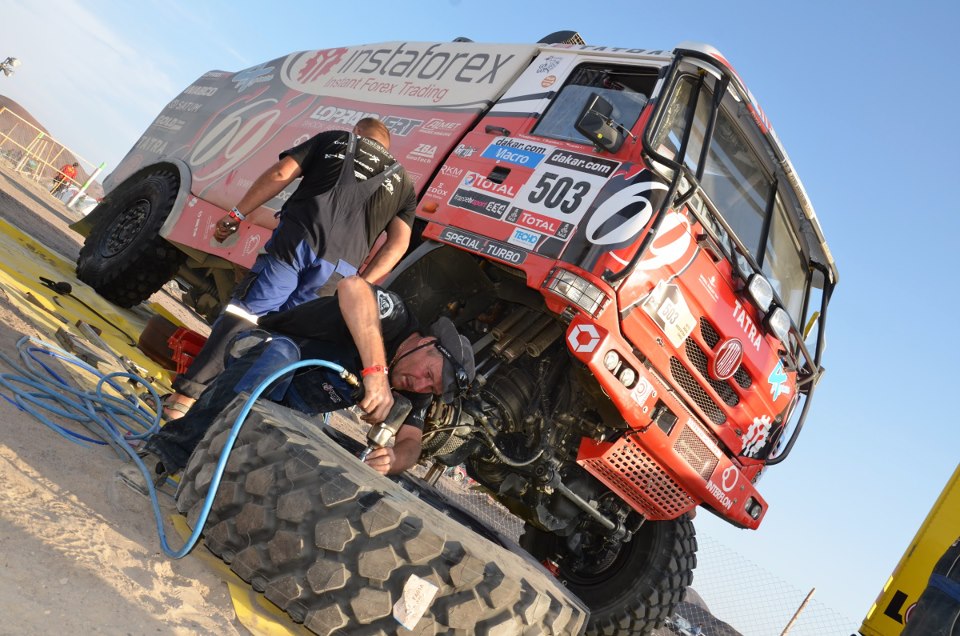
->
<box><xmin>0</xmin><ymin>335</ymin><xmax>344</xmax><ymax>559</ymax></box>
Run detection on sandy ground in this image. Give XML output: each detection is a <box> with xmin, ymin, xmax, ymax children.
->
<box><xmin>0</xmin><ymin>165</ymin><xmax>245</xmax><ymax>635</ymax></box>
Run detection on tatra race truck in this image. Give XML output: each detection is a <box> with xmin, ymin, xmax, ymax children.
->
<box><xmin>73</xmin><ymin>31</ymin><xmax>838</xmax><ymax>635</ymax></box>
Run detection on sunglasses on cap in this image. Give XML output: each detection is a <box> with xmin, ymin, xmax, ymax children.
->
<box><xmin>433</xmin><ymin>342</ymin><xmax>470</xmax><ymax>396</ymax></box>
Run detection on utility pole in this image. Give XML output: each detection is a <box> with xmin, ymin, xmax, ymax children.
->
<box><xmin>780</xmin><ymin>587</ymin><xmax>816</xmax><ymax>635</ymax></box>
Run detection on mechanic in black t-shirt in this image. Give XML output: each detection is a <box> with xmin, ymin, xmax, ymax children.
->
<box><xmin>119</xmin><ymin>277</ymin><xmax>476</xmax><ymax>492</ymax></box>
<box><xmin>163</xmin><ymin>118</ymin><xmax>418</xmax><ymax>419</ymax></box>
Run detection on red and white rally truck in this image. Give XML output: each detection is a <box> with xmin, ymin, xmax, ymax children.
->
<box><xmin>74</xmin><ymin>31</ymin><xmax>837</xmax><ymax>635</ymax></box>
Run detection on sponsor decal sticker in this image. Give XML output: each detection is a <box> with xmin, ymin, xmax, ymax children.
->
<box><xmin>481</xmin><ymin>136</ymin><xmax>550</xmax><ymax>167</ymax></box>
<box><xmin>513</xmin><ymin>148</ymin><xmax>618</xmax><ymax>227</ymax></box>
<box><xmin>453</xmin><ymin>144</ymin><xmax>477</xmax><ymax>158</ymax></box>
<box><xmin>463</xmin><ymin>171</ymin><xmax>517</xmax><ymax>198</ymax></box>
<box><xmin>536</xmin><ymin>56</ymin><xmax>563</xmax><ymax>74</ymax></box>
<box><xmin>585</xmin><ymin>179</ymin><xmax>667</xmax><ymax>245</ymax></box>
<box><xmin>168</xmin><ymin>99</ymin><xmax>203</xmax><ymax>113</ymax></box>
<box><xmin>507</xmin><ymin>227</ymin><xmax>540</xmax><ymax>250</ymax></box>
<box><xmin>136</xmin><ymin>136</ymin><xmax>168</xmax><ymax>154</ymax></box>
<box><xmin>732</xmin><ymin>300</ymin><xmax>763</xmax><ymax>351</ymax></box>
<box><xmin>242</xmin><ymin>234</ymin><xmax>261</xmax><ymax>256</ymax></box>
<box><xmin>449</xmin><ymin>189</ymin><xmax>510</xmax><ymax>219</ymax></box>
<box><xmin>232</xmin><ymin>64</ymin><xmax>275</xmax><ymax>92</ymax></box>
<box><xmin>721</xmin><ymin>465</ymin><xmax>739</xmax><ymax>493</ymax></box>
<box><xmin>641</xmin><ymin>281</ymin><xmax>697</xmax><ymax>348</ymax></box>
<box><xmin>183</xmin><ymin>85</ymin><xmax>218</xmax><ymax>97</ymax></box>
<box><xmin>768</xmin><ymin>360</ymin><xmax>791</xmax><ymax>401</ymax></box>
<box><xmin>631</xmin><ymin>376</ymin><xmax>654</xmax><ymax>408</ymax></box>
<box><xmin>711</xmin><ymin>338</ymin><xmax>743</xmax><ymax>381</ymax></box>
<box><xmin>637</xmin><ymin>210</ymin><xmax>693</xmax><ymax>271</ymax></box>
<box><xmin>408</xmin><ymin>143</ymin><xmax>438</xmax><ymax>162</ymax></box>
<box><xmin>699</xmin><ymin>273</ymin><xmax>719</xmax><ymax>302</ymax></box>
<box><xmin>567</xmin><ymin>324</ymin><xmax>600</xmax><ymax>354</ymax></box>
<box><xmin>420</xmin><ymin>118</ymin><xmax>462</xmax><ymax>136</ymax></box>
<box><xmin>742</xmin><ymin>415</ymin><xmax>772</xmax><ymax>458</ymax></box>
<box><xmin>706</xmin><ymin>478</ymin><xmax>733</xmax><ymax>510</ymax></box>
<box><xmin>295</xmin><ymin>48</ymin><xmax>348</xmax><ymax>82</ymax></box>
<box><xmin>153</xmin><ymin>115</ymin><xmax>186</xmax><ymax>132</ymax></box>
<box><xmin>504</xmin><ymin>207</ymin><xmax>573</xmax><ymax>239</ymax></box>
<box><xmin>376</xmin><ymin>290</ymin><xmax>395</xmax><ymax>318</ymax></box>
<box><xmin>280</xmin><ymin>43</ymin><xmax>533</xmax><ymax>106</ymax></box>
<box><xmin>438</xmin><ymin>227</ymin><xmax>527</xmax><ymax>265</ymax></box>
<box><xmin>544</xmin><ymin>150</ymin><xmax>619</xmax><ymax>178</ymax></box>
<box><xmin>426</xmin><ymin>182</ymin><xmax>448</xmax><ymax>199</ymax></box>
<box><xmin>308</xmin><ymin>107</ymin><xmax>422</xmax><ymax>136</ymax></box>
<box><xmin>440</xmin><ymin>165</ymin><xmax>464</xmax><ymax>179</ymax></box>
<box><xmin>541</xmin><ymin>75</ymin><xmax>556</xmax><ymax>89</ymax></box>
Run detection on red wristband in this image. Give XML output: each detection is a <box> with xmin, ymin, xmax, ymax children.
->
<box><xmin>361</xmin><ymin>365</ymin><xmax>388</xmax><ymax>377</ymax></box>
<box><xmin>228</xmin><ymin>207</ymin><xmax>245</xmax><ymax>222</ymax></box>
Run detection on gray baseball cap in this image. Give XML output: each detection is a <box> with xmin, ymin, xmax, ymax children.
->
<box><xmin>429</xmin><ymin>317</ymin><xmax>476</xmax><ymax>403</ymax></box>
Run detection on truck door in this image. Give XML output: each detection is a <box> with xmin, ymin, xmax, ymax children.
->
<box><xmin>419</xmin><ymin>50</ymin><xmax>669</xmax><ymax>284</ymax></box>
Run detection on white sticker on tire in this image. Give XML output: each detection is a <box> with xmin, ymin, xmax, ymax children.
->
<box><xmin>393</xmin><ymin>573</ymin><xmax>440</xmax><ymax>630</ymax></box>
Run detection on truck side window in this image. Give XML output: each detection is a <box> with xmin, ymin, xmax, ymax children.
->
<box><xmin>533</xmin><ymin>65</ymin><xmax>656</xmax><ymax>146</ymax></box>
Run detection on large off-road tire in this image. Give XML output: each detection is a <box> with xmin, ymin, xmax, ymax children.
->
<box><xmin>176</xmin><ymin>399</ymin><xmax>589</xmax><ymax>635</ymax></box>
<box><xmin>521</xmin><ymin>515</ymin><xmax>696</xmax><ymax>636</ymax></box>
<box><xmin>76</xmin><ymin>168</ymin><xmax>186</xmax><ymax>307</ymax></box>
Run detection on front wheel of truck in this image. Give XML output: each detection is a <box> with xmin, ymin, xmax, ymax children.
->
<box><xmin>76</xmin><ymin>168</ymin><xmax>185</xmax><ymax>307</ymax></box>
<box><xmin>521</xmin><ymin>514</ymin><xmax>697</xmax><ymax>635</ymax></box>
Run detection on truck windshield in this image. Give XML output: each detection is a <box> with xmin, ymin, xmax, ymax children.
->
<box><xmin>533</xmin><ymin>65</ymin><xmax>656</xmax><ymax>144</ymax></box>
<box><xmin>651</xmin><ymin>75</ymin><xmax>808</xmax><ymax>324</ymax></box>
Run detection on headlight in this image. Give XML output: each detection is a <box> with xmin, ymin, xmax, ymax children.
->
<box><xmin>765</xmin><ymin>306</ymin><xmax>791</xmax><ymax>343</ymax></box>
<box><xmin>546</xmin><ymin>269</ymin><xmax>608</xmax><ymax>316</ymax></box>
<box><xmin>746</xmin><ymin>497</ymin><xmax>763</xmax><ymax>520</ymax></box>
<box><xmin>746</xmin><ymin>274</ymin><xmax>774</xmax><ymax>311</ymax></box>
<box><xmin>603</xmin><ymin>350</ymin><xmax>621</xmax><ymax>372</ymax></box>
<box><xmin>618</xmin><ymin>367</ymin><xmax>637</xmax><ymax>388</ymax></box>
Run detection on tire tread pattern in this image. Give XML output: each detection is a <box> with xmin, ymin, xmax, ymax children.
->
<box><xmin>176</xmin><ymin>399</ymin><xmax>589</xmax><ymax>635</ymax></box>
<box><xmin>76</xmin><ymin>169</ymin><xmax>185</xmax><ymax>307</ymax></box>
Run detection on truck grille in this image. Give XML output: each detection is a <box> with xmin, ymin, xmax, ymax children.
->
<box><xmin>700</xmin><ymin>320</ymin><xmax>752</xmax><ymax>389</ymax></box>
<box><xmin>685</xmin><ymin>339</ymin><xmax>739</xmax><ymax>406</ymax></box>
<box><xmin>669</xmin><ymin>318</ymin><xmax>759</xmax><ymax>426</ymax></box>
<box><xmin>670</xmin><ymin>358</ymin><xmax>726</xmax><ymax>425</ymax></box>
<box><xmin>674</xmin><ymin>423</ymin><xmax>719</xmax><ymax>480</ymax></box>
<box><xmin>580</xmin><ymin>436</ymin><xmax>696</xmax><ymax>520</ymax></box>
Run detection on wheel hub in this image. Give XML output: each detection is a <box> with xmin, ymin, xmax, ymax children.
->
<box><xmin>101</xmin><ymin>198</ymin><xmax>150</xmax><ymax>257</ymax></box>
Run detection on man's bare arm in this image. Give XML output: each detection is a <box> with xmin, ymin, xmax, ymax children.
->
<box><xmin>362</xmin><ymin>424</ymin><xmax>422</xmax><ymax>475</ymax></box>
<box><xmin>336</xmin><ymin>276</ymin><xmax>394</xmax><ymax>423</ymax></box>
<box><xmin>360</xmin><ymin>217</ymin><xmax>412</xmax><ymax>284</ymax></box>
<box><xmin>214</xmin><ymin>156</ymin><xmax>301</xmax><ymax>240</ymax></box>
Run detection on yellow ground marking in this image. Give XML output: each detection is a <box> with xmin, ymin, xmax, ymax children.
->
<box><xmin>0</xmin><ymin>218</ymin><xmax>180</xmax><ymax>392</ymax></box>
<box><xmin>171</xmin><ymin>515</ymin><xmax>310</xmax><ymax>636</ymax></box>
<box><xmin>1</xmin><ymin>219</ymin><xmax>307</xmax><ymax>635</ymax></box>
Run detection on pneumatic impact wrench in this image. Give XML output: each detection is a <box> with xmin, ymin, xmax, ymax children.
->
<box><xmin>359</xmin><ymin>392</ymin><xmax>413</xmax><ymax>462</ymax></box>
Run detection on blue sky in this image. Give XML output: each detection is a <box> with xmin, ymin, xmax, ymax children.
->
<box><xmin>3</xmin><ymin>0</ymin><xmax>959</xmax><ymax>628</ymax></box>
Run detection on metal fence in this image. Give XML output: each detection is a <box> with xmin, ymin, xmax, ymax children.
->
<box><xmin>677</xmin><ymin>535</ymin><xmax>859</xmax><ymax>635</ymax></box>
<box><xmin>0</xmin><ymin>106</ymin><xmax>103</xmax><ymax>211</ymax></box>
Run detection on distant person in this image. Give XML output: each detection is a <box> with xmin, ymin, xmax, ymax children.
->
<box><xmin>51</xmin><ymin>162</ymin><xmax>78</xmax><ymax>196</ymax></box>
<box><xmin>160</xmin><ymin>117</ymin><xmax>416</xmax><ymax>420</ymax></box>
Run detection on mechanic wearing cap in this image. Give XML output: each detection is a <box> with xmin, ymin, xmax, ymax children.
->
<box><xmin>161</xmin><ymin>117</ymin><xmax>416</xmax><ymax>421</ymax></box>
<box><xmin>120</xmin><ymin>276</ymin><xmax>475</xmax><ymax>492</ymax></box>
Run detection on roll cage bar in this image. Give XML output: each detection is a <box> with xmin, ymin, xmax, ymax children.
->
<box><xmin>615</xmin><ymin>47</ymin><xmax>837</xmax><ymax>464</ymax></box>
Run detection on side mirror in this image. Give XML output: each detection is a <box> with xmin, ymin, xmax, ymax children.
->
<box><xmin>576</xmin><ymin>93</ymin><xmax>624</xmax><ymax>153</ymax></box>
